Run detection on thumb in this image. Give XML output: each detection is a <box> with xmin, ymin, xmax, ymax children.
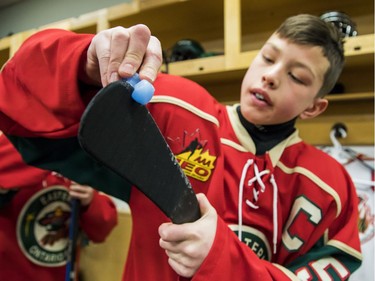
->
<box><xmin>196</xmin><ymin>193</ymin><xmax>212</xmax><ymax>217</ymax></box>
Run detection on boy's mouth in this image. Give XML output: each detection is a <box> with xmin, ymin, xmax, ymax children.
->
<box><xmin>255</xmin><ymin>92</ymin><xmax>265</xmax><ymax>101</ymax></box>
<box><xmin>251</xmin><ymin>90</ymin><xmax>272</xmax><ymax>106</ymax></box>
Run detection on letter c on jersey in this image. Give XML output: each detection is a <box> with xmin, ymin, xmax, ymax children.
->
<box><xmin>282</xmin><ymin>196</ymin><xmax>322</xmax><ymax>251</ymax></box>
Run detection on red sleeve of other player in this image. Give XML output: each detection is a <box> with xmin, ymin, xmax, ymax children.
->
<box><xmin>0</xmin><ymin>29</ymin><xmax>97</xmax><ymax>138</ymax></box>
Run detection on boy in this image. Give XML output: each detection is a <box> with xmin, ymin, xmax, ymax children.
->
<box><xmin>0</xmin><ymin>15</ymin><xmax>361</xmax><ymax>280</ymax></box>
<box><xmin>157</xmin><ymin>14</ymin><xmax>362</xmax><ymax>280</ymax></box>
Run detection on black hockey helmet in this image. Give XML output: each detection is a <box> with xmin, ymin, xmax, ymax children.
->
<box><xmin>169</xmin><ymin>39</ymin><xmax>205</xmax><ymax>62</ymax></box>
<box><xmin>320</xmin><ymin>11</ymin><xmax>358</xmax><ymax>37</ymax></box>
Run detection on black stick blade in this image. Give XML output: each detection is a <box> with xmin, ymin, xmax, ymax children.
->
<box><xmin>78</xmin><ymin>80</ymin><xmax>200</xmax><ymax>224</ymax></box>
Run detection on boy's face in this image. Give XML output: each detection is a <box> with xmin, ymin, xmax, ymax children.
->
<box><xmin>240</xmin><ymin>33</ymin><xmax>330</xmax><ymax>126</ymax></box>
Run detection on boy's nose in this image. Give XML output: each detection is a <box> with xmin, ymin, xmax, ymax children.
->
<box><xmin>262</xmin><ymin>74</ymin><xmax>278</xmax><ymax>89</ymax></box>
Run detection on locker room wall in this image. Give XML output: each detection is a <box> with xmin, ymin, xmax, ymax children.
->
<box><xmin>0</xmin><ymin>0</ymin><xmax>131</xmax><ymax>38</ymax></box>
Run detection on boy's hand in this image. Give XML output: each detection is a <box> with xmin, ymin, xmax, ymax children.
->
<box><xmin>158</xmin><ymin>193</ymin><xmax>217</xmax><ymax>277</ymax></box>
<box><xmin>86</xmin><ymin>24</ymin><xmax>162</xmax><ymax>87</ymax></box>
<box><xmin>69</xmin><ymin>183</ymin><xmax>94</xmax><ymax>207</ymax></box>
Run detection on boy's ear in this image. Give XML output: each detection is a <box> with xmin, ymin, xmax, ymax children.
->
<box><xmin>299</xmin><ymin>98</ymin><xmax>328</xmax><ymax>119</ymax></box>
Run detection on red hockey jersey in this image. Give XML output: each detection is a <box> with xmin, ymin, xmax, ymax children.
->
<box><xmin>0</xmin><ymin>29</ymin><xmax>362</xmax><ymax>281</ymax></box>
<box><xmin>0</xmin><ymin>132</ymin><xmax>118</xmax><ymax>281</ymax></box>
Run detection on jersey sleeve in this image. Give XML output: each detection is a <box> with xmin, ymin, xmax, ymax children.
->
<box><xmin>284</xmin><ymin>168</ymin><xmax>362</xmax><ymax>280</ymax></box>
<box><xmin>0</xmin><ymin>29</ymin><xmax>97</xmax><ymax>138</ymax></box>
<box><xmin>0</xmin><ymin>31</ymin><xmax>132</xmax><ymax>201</ymax></box>
<box><xmin>79</xmin><ymin>191</ymin><xmax>118</xmax><ymax>243</ymax></box>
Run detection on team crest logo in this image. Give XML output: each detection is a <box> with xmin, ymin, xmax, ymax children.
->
<box><xmin>229</xmin><ymin>224</ymin><xmax>271</xmax><ymax>261</ymax></box>
<box><xmin>172</xmin><ymin>130</ymin><xmax>216</xmax><ymax>182</ymax></box>
<box><xmin>17</xmin><ymin>186</ymin><xmax>71</xmax><ymax>266</ymax></box>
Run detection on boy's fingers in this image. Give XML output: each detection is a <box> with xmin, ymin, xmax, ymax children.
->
<box><xmin>107</xmin><ymin>27</ymin><xmax>130</xmax><ymax>83</ymax></box>
<box><xmin>118</xmin><ymin>24</ymin><xmax>151</xmax><ymax>78</ymax></box>
<box><xmin>159</xmin><ymin>222</ymin><xmax>191</xmax><ymax>242</ymax></box>
<box><xmin>137</xmin><ymin>35</ymin><xmax>162</xmax><ymax>83</ymax></box>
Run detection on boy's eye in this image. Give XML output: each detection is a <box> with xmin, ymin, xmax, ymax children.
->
<box><xmin>262</xmin><ymin>55</ymin><xmax>274</xmax><ymax>63</ymax></box>
<box><xmin>289</xmin><ymin>72</ymin><xmax>305</xmax><ymax>85</ymax></box>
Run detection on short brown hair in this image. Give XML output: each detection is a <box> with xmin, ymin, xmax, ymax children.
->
<box><xmin>275</xmin><ymin>14</ymin><xmax>345</xmax><ymax>97</ymax></box>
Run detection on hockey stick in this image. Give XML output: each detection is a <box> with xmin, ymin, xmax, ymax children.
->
<box><xmin>78</xmin><ymin>76</ymin><xmax>200</xmax><ymax>224</ymax></box>
<box><xmin>65</xmin><ymin>198</ymin><xmax>80</xmax><ymax>281</ymax></box>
